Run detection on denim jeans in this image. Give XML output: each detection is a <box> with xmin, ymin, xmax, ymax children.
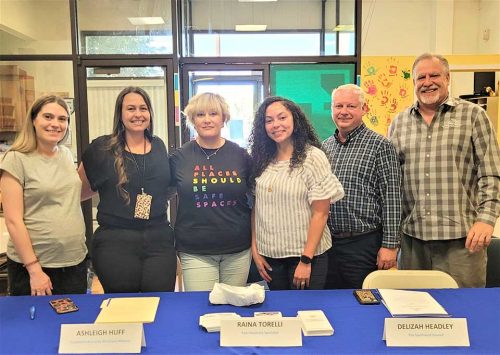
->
<box><xmin>179</xmin><ymin>248</ymin><xmax>251</xmax><ymax>291</ymax></box>
<box><xmin>264</xmin><ymin>252</ymin><xmax>328</xmax><ymax>290</ymax></box>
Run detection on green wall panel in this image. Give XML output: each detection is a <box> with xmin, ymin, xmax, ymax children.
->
<box><xmin>270</xmin><ymin>64</ymin><xmax>355</xmax><ymax>141</ymax></box>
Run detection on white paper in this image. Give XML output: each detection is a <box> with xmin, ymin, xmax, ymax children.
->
<box><xmin>199</xmin><ymin>312</ymin><xmax>241</xmax><ymax>332</ymax></box>
<box><xmin>378</xmin><ymin>289</ymin><xmax>449</xmax><ymax>317</ymax></box>
<box><xmin>297</xmin><ymin>310</ymin><xmax>334</xmax><ymax>336</ymax></box>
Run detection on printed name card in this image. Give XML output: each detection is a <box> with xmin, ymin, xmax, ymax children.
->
<box><xmin>220</xmin><ymin>317</ymin><xmax>302</xmax><ymax>347</ymax></box>
<box><xmin>58</xmin><ymin>323</ymin><xmax>145</xmax><ymax>354</ymax></box>
<box><xmin>383</xmin><ymin>318</ymin><xmax>470</xmax><ymax>347</ymax></box>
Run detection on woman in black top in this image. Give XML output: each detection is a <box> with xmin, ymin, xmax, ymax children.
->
<box><xmin>170</xmin><ymin>92</ymin><xmax>252</xmax><ymax>291</ymax></box>
<box><xmin>78</xmin><ymin>87</ymin><xmax>176</xmax><ymax>293</ymax></box>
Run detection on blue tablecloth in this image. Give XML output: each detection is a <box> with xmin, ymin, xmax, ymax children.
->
<box><xmin>1</xmin><ymin>288</ymin><xmax>499</xmax><ymax>354</ymax></box>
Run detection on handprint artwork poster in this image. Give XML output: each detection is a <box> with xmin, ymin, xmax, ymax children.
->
<box><xmin>361</xmin><ymin>56</ymin><xmax>415</xmax><ymax>136</ymax></box>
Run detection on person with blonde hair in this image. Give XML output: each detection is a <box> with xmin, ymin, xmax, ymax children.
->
<box><xmin>170</xmin><ymin>92</ymin><xmax>252</xmax><ymax>291</ymax></box>
<box><xmin>0</xmin><ymin>95</ymin><xmax>87</xmax><ymax>296</ymax></box>
<box><xmin>78</xmin><ymin>86</ymin><xmax>176</xmax><ymax>293</ymax></box>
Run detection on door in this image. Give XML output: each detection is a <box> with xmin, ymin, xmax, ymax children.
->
<box><xmin>180</xmin><ymin>64</ymin><xmax>268</xmax><ymax>148</ymax></box>
<box><xmin>76</xmin><ymin>59</ymin><xmax>176</xmax><ymax>240</ymax></box>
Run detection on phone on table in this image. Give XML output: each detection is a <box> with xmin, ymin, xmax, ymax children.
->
<box><xmin>49</xmin><ymin>298</ymin><xmax>79</xmax><ymax>314</ymax></box>
<box><xmin>353</xmin><ymin>289</ymin><xmax>380</xmax><ymax>305</ymax></box>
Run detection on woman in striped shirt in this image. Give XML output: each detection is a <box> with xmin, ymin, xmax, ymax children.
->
<box><xmin>249</xmin><ymin>97</ymin><xmax>344</xmax><ymax>290</ymax></box>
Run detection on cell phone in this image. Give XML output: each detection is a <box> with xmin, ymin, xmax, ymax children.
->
<box><xmin>49</xmin><ymin>298</ymin><xmax>79</xmax><ymax>314</ymax></box>
<box><xmin>353</xmin><ymin>289</ymin><xmax>380</xmax><ymax>305</ymax></box>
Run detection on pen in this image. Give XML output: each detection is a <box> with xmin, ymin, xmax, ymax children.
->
<box><xmin>29</xmin><ymin>306</ymin><xmax>36</xmax><ymax>320</ymax></box>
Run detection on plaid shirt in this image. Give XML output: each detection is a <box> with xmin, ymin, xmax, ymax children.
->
<box><xmin>389</xmin><ymin>97</ymin><xmax>500</xmax><ymax>241</ymax></box>
<box><xmin>322</xmin><ymin>124</ymin><xmax>401</xmax><ymax>248</ymax></box>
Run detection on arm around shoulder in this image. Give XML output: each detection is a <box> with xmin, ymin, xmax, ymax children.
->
<box><xmin>78</xmin><ymin>162</ymin><xmax>97</xmax><ymax>201</ymax></box>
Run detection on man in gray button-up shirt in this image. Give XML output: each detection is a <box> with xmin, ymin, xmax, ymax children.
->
<box><xmin>389</xmin><ymin>53</ymin><xmax>500</xmax><ymax>287</ymax></box>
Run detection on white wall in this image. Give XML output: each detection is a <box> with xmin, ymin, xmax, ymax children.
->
<box><xmin>362</xmin><ymin>0</ymin><xmax>499</xmax><ymax>56</ymax></box>
<box><xmin>0</xmin><ymin>0</ymin><xmax>71</xmax><ymax>54</ymax></box>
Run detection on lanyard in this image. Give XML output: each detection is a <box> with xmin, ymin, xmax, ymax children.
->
<box><xmin>124</xmin><ymin>138</ymin><xmax>146</xmax><ymax>192</ymax></box>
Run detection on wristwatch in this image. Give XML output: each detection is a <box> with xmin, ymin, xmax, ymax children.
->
<box><xmin>300</xmin><ymin>255</ymin><xmax>312</xmax><ymax>264</ymax></box>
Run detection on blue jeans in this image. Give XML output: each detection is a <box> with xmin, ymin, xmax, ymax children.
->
<box><xmin>264</xmin><ymin>252</ymin><xmax>328</xmax><ymax>290</ymax></box>
<box><xmin>179</xmin><ymin>248</ymin><xmax>251</xmax><ymax>291</ymax></box>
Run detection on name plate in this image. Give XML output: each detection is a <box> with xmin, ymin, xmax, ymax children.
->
<box><xmin>383</xmin><ymin>318</ymin><xmax>470</xmax><ymax>347</ymax></box>
<box><xmin>220</xmin><ymin>317</ymin><xmax>302</xmax><ymax>347</ymax></box>
<box><xmin>59</xmin><ymin>323</ymin><xmax>145</xmax><ymax>354</ymax></box>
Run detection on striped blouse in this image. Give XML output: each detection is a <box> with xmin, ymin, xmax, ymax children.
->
<box><xmin>255</xmin><ymin>146</ymin><xmax>344</xmax><ymax>258</ymax></box>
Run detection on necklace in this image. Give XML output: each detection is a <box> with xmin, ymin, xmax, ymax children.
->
<box><xmin>197</xmin><ymin>141</ymin><xmax>222</xmax><ymax>160</ymax></box>
<box><xmin>125</xmin><ymin>139</ymin><xmax>146</xmax><ymax>179</ymax></box>
<box><xmin>267</xmin><ymin>162</ymin><xmax>282</xmax><ymax>192</ymax></box>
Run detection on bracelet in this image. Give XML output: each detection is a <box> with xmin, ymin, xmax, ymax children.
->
<box><xmin>23</xmin><ymin>258</ymin><xmax>39</xmax><ymax>268</ymax></box>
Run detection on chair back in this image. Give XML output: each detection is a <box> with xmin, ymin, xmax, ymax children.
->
<box><xmin>362</xmin><ymin>270</ymin><xmax>459</xmax><ymax>289</ymax></box>
<box><xmin>486</xmin><ymin>237</ymin><xmax>500</xmax><ymax>287</ymax></box>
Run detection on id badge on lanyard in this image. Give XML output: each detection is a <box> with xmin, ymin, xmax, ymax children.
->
<box><xmin>134</xmin><ymin>188</ymin><xmax>152</xmax><ymax>220</ymax></box>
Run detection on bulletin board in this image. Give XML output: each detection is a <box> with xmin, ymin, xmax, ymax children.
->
<box><xmin>360</xmin><ymin>56</ymin><xmax>415</xmax><ymax>136</ymax></box>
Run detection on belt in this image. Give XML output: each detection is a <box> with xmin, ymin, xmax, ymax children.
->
<box><xmin>331</xmin><ymin>228</ymin><xmax>382</xmax><ymax>239</ymax></box>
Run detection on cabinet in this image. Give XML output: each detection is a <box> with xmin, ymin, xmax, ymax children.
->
<box><xmin>0</xmin><ymin>65</ymin><xmax>35</xmax><ymax>132</ymax></box>
<box><xmin>460</xmin><ymin>95</ymin><xmax>499</xmax><ymax>139</ymax></box>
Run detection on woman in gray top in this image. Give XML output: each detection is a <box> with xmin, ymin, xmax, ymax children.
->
<box><xmin>0</xmin><ymin>95</ymin><xmax>87</xmax><ymax>296</ymax></box>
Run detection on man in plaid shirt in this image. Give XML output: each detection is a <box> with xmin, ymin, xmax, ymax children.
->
<box><xmin>322</xmin><ymin>84</ymin><xmax>401</xmax><ymax>289</ymax></box>
<box><xmin>389</xmin><ymin>53</ymin><xmax>500</xmax><ymax>287</ymax></box>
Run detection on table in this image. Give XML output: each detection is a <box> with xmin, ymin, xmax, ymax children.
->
<box><xmin>1</xmin><ymin>288</ymin><xmax>499</xmax><ymax>354</ymax></box>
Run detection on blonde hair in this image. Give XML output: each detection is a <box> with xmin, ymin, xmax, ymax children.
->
<box><xmin>183</xmin><ymin>92</ymin><xmax>230</xmax><ymax>126</ymax></box>
<box><xmin>9</xmin><ymin>95</ymin><xmax>70</xmax><ymax>154</ymax></box>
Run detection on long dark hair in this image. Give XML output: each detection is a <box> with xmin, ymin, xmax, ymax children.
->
<box><xmin>106</xmin><ymin>86</ymin><xmax>154</xmax><ymax>204</ymax></box>
<box><xmin>248</xmin><ymin>96</ymin><xmax>321</xmax><ymax>179</ymax></box>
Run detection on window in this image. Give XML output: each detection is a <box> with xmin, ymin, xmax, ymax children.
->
<box><xmin>0</xmin><ymin>0</ymin><xmax>71</xmax><ymax>55</ymax></box>
<box><xmin>181</xmin><ymin>0</ymin><xmax>355</xmax><ymax>57</ymax></box>
<box><xmin>77</xmin><ymin>0</ymin><xmax>173</xmax><ymax>55</ymax></box>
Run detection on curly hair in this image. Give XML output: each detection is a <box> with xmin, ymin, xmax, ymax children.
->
<box><xmin>105</xmin><ymin>86</ymin><xmax>154</xmax><ymax>205</ymax></box>
<box><xmin>248</xmin><ymin>96</ymin><xmax>321</xmax><ymax>179</ymax></box>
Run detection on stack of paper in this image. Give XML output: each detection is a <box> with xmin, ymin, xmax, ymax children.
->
<box><xmin>199</xmin><ymin>313</ymin><xmax>241</xmax><ymax>332</ymax></box>
<box><xmin>378</xmin><ymin>289</ymin><xmax>450</xmax><ymax>317</ymax></box>
<box><xmin>254</xmin><ymin>311</ymin><xmax>282</xmax><ymax>318</ymax></box>
<box><xmin>95</xmin><ymin>297</ymin><xmax>160</xmax><ymax>323</ymax></box>
<box><xmin>297</xmin><ymin>310</ymin><xmax>334</xmax><ymax>336</ymax></box>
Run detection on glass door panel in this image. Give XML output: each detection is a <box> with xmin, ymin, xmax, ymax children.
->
<box><xmin>86</xmin><ymin>66</ymin><xmax>168</xmax><ymax>144</ymax></box>
<box><xmin>187</xmin><ymin>70</ymin><xmax>264</xmax><ymax>148</ymax></box>
<box><xmin>83</xmin><ymin>66</ymin><xmax>169</xmax><ymax>232</ymax></box>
